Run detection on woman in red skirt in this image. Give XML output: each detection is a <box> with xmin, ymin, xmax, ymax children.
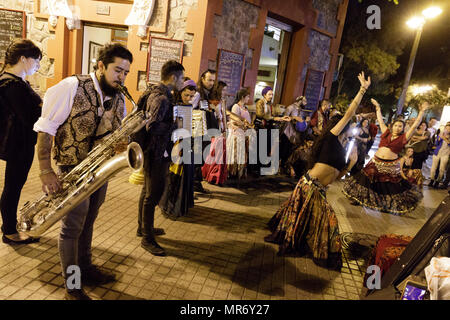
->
<box><xmin>342</xmin><ymin>99</ymin><xmax>429</xmax><ymax>215</ymax></box>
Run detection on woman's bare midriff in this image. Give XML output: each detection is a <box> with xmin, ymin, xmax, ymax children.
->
<box><xmin>308</xmin><ymin>163</ymin><xmax>340</xmax><ymax>187</ymax></box>
<box><xmin>375</xmin><ymin>146</ymin><xmax>399</xmax><ymax>160</ymax></box>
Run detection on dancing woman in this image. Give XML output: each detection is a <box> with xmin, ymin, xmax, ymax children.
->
<box><xmin>342</xmin><ymin>99</ymin><xmax>429</xmax><ymax>215</ymax></box>
<box><xmin>264</xmin><ymin>72</ymin><xmax>371</xmax><ymax>270</ymax></box>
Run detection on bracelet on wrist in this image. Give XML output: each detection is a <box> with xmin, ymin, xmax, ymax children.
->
<box><xmin>359</xmin><ymin>86</ymin><xmax>367</xmax><ymax>93</ymax></box>
<box><xmin>39</xmin><ymin>168</ymin><xmax>54</xmax><ymax>177</ymax></box>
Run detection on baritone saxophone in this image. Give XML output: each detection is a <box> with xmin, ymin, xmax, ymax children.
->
<box><xmin>17</xmin><ymin>84</ymin><xmax>147</xmax><ymax>237</ymax></box>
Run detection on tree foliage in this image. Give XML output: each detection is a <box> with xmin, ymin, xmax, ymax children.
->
<box><xmin>406</xmin><ymin>87</ymin><xmax>450</xmax><ymax>114</ymax></box>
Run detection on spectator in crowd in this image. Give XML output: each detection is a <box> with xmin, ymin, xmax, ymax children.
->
<box><xmin>400</xmin><ymin>147</ymin><xmax>422</xmax><ymax>187</ymax></box>
<box><xmin>310</xmin><ymin>99</ymin><xmax>331</xmax><ymax>137</ymax></box>
<box><xmin>159</xmin><ymin>79</ymin><xmax>196</xmax><ymax>219</ymax></box>
<box><xmin>227</xmin><ymin>89</ymin><xmax>254</xmax><ymax>180</ymax></box>
<box><xmin>429</xmin><ymin>122</ymin><xmax>450</xmax><ymax>188</ymax></box>
<box><xmin>350</xmin><ymin>118</ymin><xmax>370</xmax><ymax>175</ymax></box>
<box><xmin>0</xmin><ymin>39</ymin><xmax>42</xmax><ymax>244</ymax></box>
<box><xmin>408</xmin><ymin>121</ymin><xmax>431</xmax><ymax>175</ymax></box>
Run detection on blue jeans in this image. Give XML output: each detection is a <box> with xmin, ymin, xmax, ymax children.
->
<box><xmin>58</xmin><ymin>182</ymin><xmax>107</xmax><ymax>282</ymax></box>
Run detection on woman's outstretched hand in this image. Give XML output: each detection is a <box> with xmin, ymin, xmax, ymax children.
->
<box><xmin>371</xmin><ymin>98</ymin><xmax>381</xmax><ymax>111</ymax></box>
<box><xmin>419</xmin><ymin>101</ymin><xmax>431</xmax><ymax>113</ymax></box>
<box><xmin>358</xmin><ymin>72</ymin><xmax>371</xmax><ymax>89</ymax></box>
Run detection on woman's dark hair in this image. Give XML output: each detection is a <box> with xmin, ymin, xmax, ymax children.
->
<box><xmin>359</xmin><ymin>118</ymin><xmax>369</xmax><ymax>127</ymax></box>
<box><xmin>211</xmin><ymin>80</ymin><xmax>227</xmax><ymax>100</ymax></box>
<box><xmin>389</xmin><ymin>119</ymin><xmax>405</xmax><ymax>133</ymax></box>
<box><xmin>307</xmin><ymin>114</ymin><xmax>351</xmax><ymax>169</ymax></box>
<box><xmin>419</xmin><ymin>121</ymin><xmax>428</xmax><ymax>130</ymax></box>
<box><xmin>174</xmin><ymin>85</ymin><xmax>197</xmax><ymax>104</ymax></box>
<box><xmin>1</xmin><ymin>39</ymin><xmax>42</xmax><ymax>73</ymax></box>
<box><xmin>94</xmin><ymin>43</ymin><xmax>133</xmax><ymax>71</ymax></box>
<box><xmin>233</xmin><ymin>88</ymin><xmax>250</xmax><ymax>105</ymax></box>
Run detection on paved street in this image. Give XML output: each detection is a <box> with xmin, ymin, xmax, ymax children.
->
<box><xmin>0</xmin><ymin>150</ymin><xmax>447</xmax><ymax>300</ymax></box>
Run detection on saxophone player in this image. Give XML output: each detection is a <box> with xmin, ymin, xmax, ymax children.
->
<box><xmin>33</xmin><ymin>43</ymin><xmax>133</xmax><ymax>300</ymax></box>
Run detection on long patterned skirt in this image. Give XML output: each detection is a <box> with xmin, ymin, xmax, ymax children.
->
<box><xmin>202</xmin><ymin>135</ymin><xmax>227</xmax><ymax>185</ymax></box>
<box><xmin>342</xmin><ymin>156</ymin><xmax>423</xmax><ymax>216</ymax></box>
<box><xmin>265</xmin><ymin>173</ymin><xmax>342</xmax><ymax>270</ymax></box>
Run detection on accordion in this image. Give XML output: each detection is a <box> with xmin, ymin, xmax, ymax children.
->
<box><xmin>192</xmin><ymin>110</ymin><xmax>207</xmax><ymax>138</ymax></box>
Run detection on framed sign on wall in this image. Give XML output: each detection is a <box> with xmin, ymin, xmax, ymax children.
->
<box><xmin>146</xmin><ymin>37</ymin><xmax>183</xmax><ymax>83</ymax></box>
<box><xmin>0</xmin><ymin>9</ymin><xmax>26</xmax><ymax>61</ymax></box>
<box><xmin>216</xmin><ymin>49</ymin><xmax>245</xmax><ymax>98</ymax></box>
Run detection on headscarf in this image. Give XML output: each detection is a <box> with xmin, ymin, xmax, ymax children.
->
<box><xmin>181</xmin><ymin>79</ymin><xmax>197</xmax><ymax>91</ymax></box>
<box><xmin>261</xmin><ymin>86</ymin><xmax>273</xmax><ymax>97</ymax></box>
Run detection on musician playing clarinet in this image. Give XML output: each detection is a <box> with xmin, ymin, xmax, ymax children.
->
<box><xmin>33</xmin><ymin>43</ymin><xmax>133</xmax><ymax>300</ymax></box>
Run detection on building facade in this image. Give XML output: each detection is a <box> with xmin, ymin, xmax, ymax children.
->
<box><xmin>1</xmin><ymin>0</ymin><xmax>348</xmax><ymax>111</ymax></box>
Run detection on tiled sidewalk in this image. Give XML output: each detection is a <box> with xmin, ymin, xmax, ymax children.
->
<box><xmin>0</xmin><ymin>155</ymin><xmax>447</xmax><ymax>300</ymax></box>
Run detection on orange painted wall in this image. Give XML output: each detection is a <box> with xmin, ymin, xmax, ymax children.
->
<box><xmin>36</xmin><ymin>0</ymin><xmax>349</xmax><ymax>110</ymax></box>
<box><xmin>197</xmin><ymin>0</ymin><xmax>349</xmax><ymax>105</ymax></box>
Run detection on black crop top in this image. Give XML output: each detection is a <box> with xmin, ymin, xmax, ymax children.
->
<box><xmin>316</xmin><ymin>131</ymin><xmax>347</xmax><ymax>171</ymax></box>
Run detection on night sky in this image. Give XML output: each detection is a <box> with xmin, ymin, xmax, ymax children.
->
<box><xmin>344</xmin><ymin>0</ymin><xmax>450</xmax><ymax>90</ymax></box>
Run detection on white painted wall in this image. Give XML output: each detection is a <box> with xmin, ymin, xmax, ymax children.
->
<box><xmin>81</xmin><ymin>26</ymin><xmax>112</xmax><ymax>74</ymax></box>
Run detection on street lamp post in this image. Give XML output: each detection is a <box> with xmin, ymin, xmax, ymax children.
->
<box><xmin>396</xmin><ymin>25</ymin><xmax>423</xmax><ymax>115</ymax></box>
<box><xmin>396</xmin><ymin>6</ymin><xmax>442</xmax><ymax>115</ymax></box>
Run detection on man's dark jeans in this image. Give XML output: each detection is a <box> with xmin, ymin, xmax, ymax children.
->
<box><xmin>138</xmin><ymin>157</ymin><xmax>169</xmax><ymax>240</ymax></box>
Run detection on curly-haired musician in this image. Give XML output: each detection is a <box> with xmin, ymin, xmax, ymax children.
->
<box><xmin>33</xmin><ymin>43</ymin><xmax>133</xmax><ymax>300</ymax></box>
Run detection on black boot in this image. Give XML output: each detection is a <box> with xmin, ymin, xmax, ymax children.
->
<box><xmin>141</xmin><ymin>237</ymin><xmax>166</xmax><ymax>256</ymax></box>
<box><xmin>142</xmin><ymin>205</ymin><xmax>166</xmax><ymax>256</ymax></box>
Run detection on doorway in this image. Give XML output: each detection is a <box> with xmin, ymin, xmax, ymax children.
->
<box><xmin>81</xmin><ymin>24</ymin><xmax>129</xmax><ymax>74</ymax></box>
<box><xmin>254</xmin><ymin>16</ymin><xmax>292</xmax><ymax>106</ymax></box>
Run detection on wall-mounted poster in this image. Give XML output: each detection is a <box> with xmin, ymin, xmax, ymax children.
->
<box><xmin>0</xmin><ymin>9</ymin><xmax>26</xmax><ymax>61</ymax></box>
<box><xmin>303</xmin><ymin>69</ymin><xmax>325</xmax><ymax>112</ymax></box>
<box><xmin>146</xmin><ymin>37</ymin><xmax>183</xmax><ymax>83</ymax></box>
<box><xmin>88</xmin><ymin>41</ymin><xmax>102</xmax><ymax>73</ymax></box>
<box><xmin>216</xmin><ymin>49</ymin><xmax>245</xmax><ymax>98</ymax></box>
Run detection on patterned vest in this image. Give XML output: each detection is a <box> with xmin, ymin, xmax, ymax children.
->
<box><xmin>53</xmin><ymin>75</ymin><xmax>125</xmax><ymax>165</ymax></box>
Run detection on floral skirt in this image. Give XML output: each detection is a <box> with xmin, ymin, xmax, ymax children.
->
<box><xmin>343</xmin><ymin>156</ymin><xmax>423</xmax><ymax>215</ymax></box>
<box><xmin>265</xmin><ymin>172</ymin><xmax>342</xmax><ymax>270</ymax></box>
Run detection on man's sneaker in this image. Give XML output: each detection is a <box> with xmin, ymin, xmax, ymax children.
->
<box><xmin>64</xmin><ymin>289</ymin><xmax>92</xmax><ymax>300</ymax></box>
<box><xmin>141</xmin><ymin>238</ymin><xmax>166</xmax><ymax>256</ymax></box>
<box><xmin>81</xmin><ymin>265</ymin><xmax>116</xmax><ymax>286</ymax></box>
<box><xmin>136</xmin><ymin>228</ymin><xmax>165</xmax><ymax>237</ymax></box>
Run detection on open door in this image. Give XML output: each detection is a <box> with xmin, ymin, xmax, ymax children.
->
<box><xmin>253</xmin><ymin>16</ymin><xmax>293</xmax><ymax>107</ymax></box>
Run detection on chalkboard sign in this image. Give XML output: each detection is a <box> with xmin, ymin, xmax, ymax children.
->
<box><xmin>303</xmin><ymin>69</ymin><xmax>325</xmax><ymax>112</ymax></box>
<box><xmin>216</xmin><ymin>49</ymin><xmax>245</xmax><ymax>97</ymax></box>
<box><xmin>147</xmin><ymin>37</ymin><xmax>183</xmax><ymax>83</ymax></box>
<box><xmin>0</xmin><ymin>9</ymin><xmax>26</xmax><ymax>61</ymax></box>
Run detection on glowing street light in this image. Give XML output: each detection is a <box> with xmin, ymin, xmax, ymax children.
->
<box><xmin>422</xmin><ymin>6</ymin><xmax>443</xmax><ymax>19</ymax></box>
<box><xmin>397</xmin><ymin>6</ymin><xmax>442</xmax><ymax>115</ymax></box>
<box><xmin>406</xmin><ymin>17</ymin><xmax>425</xmax><ymax>29</ymax></box>
<box><xmin>411</xmin><ymin>84</ymin><xmax>435</xmax><ymax>96</ymax></box>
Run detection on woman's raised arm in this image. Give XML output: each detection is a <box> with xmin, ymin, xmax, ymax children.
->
<box><xmin>371</xmin><ymin>99</ymin><xmax>388</xmax><ymax>134</ymax></box>
<box><xmin>405</xmin><ymin>102</ymin><xmax>430</xmax><ymax>141</ymax></box>
<box><xmin>331</xmin><ymin>72</ymin><xmax>371</xmax><ymax>136</ymax></box>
